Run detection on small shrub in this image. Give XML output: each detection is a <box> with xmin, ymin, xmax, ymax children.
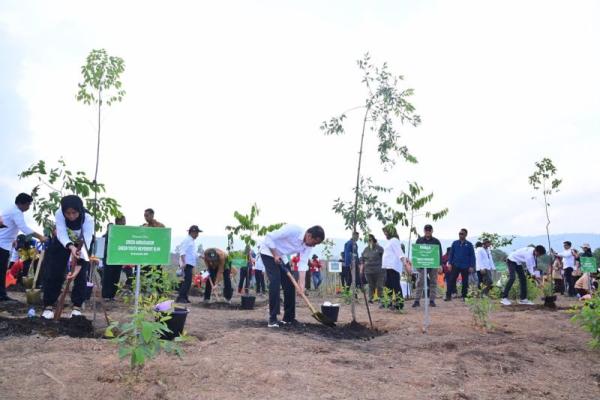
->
<box><xmin>465</xmin><ymin>288</ymin><xmax>496</xmax><ymax>330</ymax></box>
<box><xmin>340</xmin><ymin>286</ymin><xmax>352</xmax><ymax>305</ymax></box>
<box><xmin>571</xmin><ymin>294</ymin><xmax>600</xmax><ymax>349</ymax></box>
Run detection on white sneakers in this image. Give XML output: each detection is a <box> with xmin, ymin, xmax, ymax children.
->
<box><xmin>518</xmin><ymin>299</ymin><xmax>534</xmax><ymax>305</ymax></box>
<box><xmin>500</xmin><ymin>298</ymin><xmax>512</xmax><ymax>306</ymax></box>
<box><xmin>42</xmin><ymin>309</ymin><xmax>54</xmax><ymax>319</ymax></box>
<box><xmin>70</xmin><ymin>308</ymin><xmax>82</xmax><ymax>318</ymax></box>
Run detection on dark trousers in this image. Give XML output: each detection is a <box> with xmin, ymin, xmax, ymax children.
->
<box><xmin>305</xmin><ymin>269</ymin><xmax>312</xmax><ymax>290</ymax></box>
<box><xmin>0</xmin><ymin>248</ymin><xmax>9</xmax><ymax>298</ymax></box>
<box><xmin>477</xmin><ymin>270</ymin><xmax>493</xmax><ymax>295</ymax></box>
<box><xmin>238</xmin><ymin>267</ymin><xmax>250</xmax><ymax>292</ymax></box>
<box><xmin>204</xmin><ymin>268</ymin><xmax>233</xmax><ymax>300</ymax></box>
<box><xmin>564</xmin><ymin>267</ymin><xmax>576</xmax><ymax>297</ymax></box>
<box><xmin>43</xmin><ymin>240</ymin><xmax>89</xmax><ymax>308</ymax></box>
<box><xmin>341</xmin><ymin>266</ymin><xmax>352</xmax><ymax>287</ymax></box>
<box><xmin>385</xmin><ymin>269</ymin><xmax>403</xmax><ymax>299</ymax></box>
<box><xmin>502</xmin><ymin>260</ymin><xmax>527</xmax><ymax>300</ymax></box>
<box><xmin>255</xmin><ymin>270</ymin><xmax>266</xmax><ymax>294</ymax></box>
<box><xmin>263</xmin><ymin>255</ymin><xmax>295</xmax><ymax>323</ymax></box>
<box><xmin>446</xmin><ymin>268</ymin><xmax>469</xmax><ymax>299</ymax></box>
<box><xmin>177</xmin><ymin>265</ymin><xmax>194</xmax><ymax>301</ymax></box>
<box><xmin>554</xmin><ymin>278</ymin><xmax>565</xmax><ymax>295</ymax></box>
<box><xmin>101</xmin><ymin>264</ymin><xmax>123</xmax><ymax>299</ymax></box>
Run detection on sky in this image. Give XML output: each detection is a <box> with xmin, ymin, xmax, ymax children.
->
<box><xmin>1</xmin><ymin>0</ymin><xmax>599</xmax><ymax>249</ymax></box>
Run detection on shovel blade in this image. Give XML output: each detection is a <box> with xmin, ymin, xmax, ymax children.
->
<box><xmin>312</xmin><ymin>312</ymin><xmax>336</xmax><ymax>328</ymax></box>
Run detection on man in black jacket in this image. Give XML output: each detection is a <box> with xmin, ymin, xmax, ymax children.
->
<box><xmin>413</xmin><ymin>224</ymin><xmax>443</xmax><ymax>307</ymax></box>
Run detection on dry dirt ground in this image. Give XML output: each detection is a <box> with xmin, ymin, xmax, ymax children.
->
<box><xmin>0</xmin><ymin>289</ymin><xmax>599</xmax><ymax>400</ymax></box>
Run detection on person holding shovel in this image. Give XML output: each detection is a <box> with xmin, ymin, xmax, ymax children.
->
<box><xmin>0</xmin><ymin>193</ymin><xmax>47</xmax><ymax>302</ymax></box>
<box><xmin>260</xmin><ymin>224</ymin><xmax>325</xmax><ymax>328</ymax></box>
<box><xmin>203</xmin><ymin>247</ymin><xmax>233</xmax><ymax>303</ymax></box>
<box><xmin>41</xmin><ymin>195</ymin><xmax>94</xmax><ymax>319</ymax></box>
<box><xmin>500</xmin><ymin>245</ymin><xmax>547</xmax><ymax>306</ymax></box>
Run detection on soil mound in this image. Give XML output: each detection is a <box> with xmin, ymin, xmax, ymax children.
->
<box><xmin>0</xmin><ymin>316</ymin><xmax>95</xmax><ymax>339</ymax></box>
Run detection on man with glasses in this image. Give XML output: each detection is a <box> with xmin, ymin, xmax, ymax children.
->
<box><xmin>445</xmin><ymin>228</ymin><xmax>475</xmax><ymax>301</ymax></box>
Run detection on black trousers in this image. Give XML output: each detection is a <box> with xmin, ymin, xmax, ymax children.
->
<box><xmin>477</xmin><ymin>270</ymin><xmax>493</xmax><ymax>294</ymax></box>
<box><xmin>263</xmin><ymin>255</ymin><xmax>295</xmax><ymax>323</ymax></box>
<box><xmin>385</xmin><ymin>269</ymin><xmax>403</xmax><ymax>299</ymax></box>
<box><xmin>43</xmin><ymin>240</ymin><xmax>89</xmax><ymax>308</ymax></box>
<box><xmin>238</xmin><ymin>267</ymin><xmax>250</xmax><ymax>292</ymax></box>
<box><xmin>305</xmin><ymin>269</ymin><xmax>311</xmax><ymax>290</ymax></box>
<box><xmin>255</xmin><ymin>270</ymin><xmax>266</xmax><ymax>294</ymax></box>
<box><xmin>502</xmin><ymin>260</ymin><xmax>527</xmax><ymax>300</ymax></box>
<box><xmin>564</xmin><ymin>267</ymin><xmax>576</xmax><ymax>297</ymax></box>
<box><xmin>177</xmin><ymin>264</ymin><xmax>194</xmax><ymax>301</ymax></box>
<box><xmin>101</xmin><ymin>264</ymin><xmax>123</xmax><ymax>299</ymax></box>
<box><xmin>204</xmin><ymin>268</ymin><xmax>233</xmax><ymax>300</ymax></box>
<box><xmin>446</xmin><ymin>268</ymin><xmax>469</xmax><ymax>299</ymax></box>
<box><xmin>341</xmin><ymin>266</ymin><xmax>352</xmax><ymax>287</ymax></box>
<box><xmin>0</xmin><ymin>248</ymin><xmax>10</xmax><ymax>298</ymax></box>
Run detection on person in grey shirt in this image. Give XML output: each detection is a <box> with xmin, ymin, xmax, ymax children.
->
<box><xmin>360</xmin><ymin>234</ymin><xmax>385</xmax><ymax>303</ymax></box>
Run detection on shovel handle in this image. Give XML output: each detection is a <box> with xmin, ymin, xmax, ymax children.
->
<box><xmin>285</xmin><ymin>270</ymin><xmax>318</xmax><ymax>315</ymax></box>
<box><xmin>32</xmin><ymin>250</ymin><xmax>45</xmax><ymax>288</ymax></box>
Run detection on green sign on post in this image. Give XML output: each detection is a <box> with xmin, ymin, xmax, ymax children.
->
<box><xmin>106</xmin><ymin>225</ymin><xmax>171</xmax><ymax>265</ymax></box>
<box><xmin>411</xmin><ymin>244</ymin><xmax>440</xmax><ymax>269</ymax></box>
<box><xmin>494</xmin><ymin>261</ymin><xmax>508</xmax><ymax>272</ymax></box>
<box><xmin>580</xmin><ymin>257</ymin><xmax>597</xmax><ymax>273</ymax></box>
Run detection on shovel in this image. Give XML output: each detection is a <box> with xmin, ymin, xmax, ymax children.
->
<box><xmin>54</xmin><ymin>263</ymin><xmax>81</xmax><ymax>321</ymax></box>
<box><xmin>26</xmin><ymin>250</ymin><xmax>45</xmax><ymax>305</ymax></box>
<box><xmin>285</xmin><ymin>270</ymin><xmax>335</xmax><ymax>327</ymax></box>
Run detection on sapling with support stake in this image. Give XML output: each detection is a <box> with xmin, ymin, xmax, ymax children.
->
<box><xmin>322</xmin><ymin>53</ymin><xmax>421</xmax><ymax>323</ymax></box>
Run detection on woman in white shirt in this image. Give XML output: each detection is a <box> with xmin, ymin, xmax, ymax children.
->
<box><xmin>381</xmin><ymin>225</ymin><xmax>412</xmax><ymax>310</ymax></box>
<box><xmin>42</xmin><ymin>195</ymin><xmax>94</xmax><ymax>319</ymax></box>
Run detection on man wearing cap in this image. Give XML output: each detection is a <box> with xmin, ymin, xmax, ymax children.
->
<box><xmin>0</xmin><ymin>193</ymin><xmax>47</xmax><ymax>301</ymax></box>
<box><xmin>176</xmin><ymin>225</ymin><xmax>202</xmax><ymax>303</ymax></box>
<box><xmin>553</xmin><ymin>241</ymin><xmax>578</xmax><ymax>297</ymax></box>
<box><xmin>413</xmin><ymin>224</ymin><xmax>443</xmax><ymax>308</ymax></box>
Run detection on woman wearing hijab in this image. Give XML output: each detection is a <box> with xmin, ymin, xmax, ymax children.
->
<box><xmin>42</xmin><ymin>195</ymin><xmax>94</xmax><ymax>319</ymax></box>
<box><xmin>381</xmin><ymin>225</ymin><xmax>412</xmax><ymax>309</ymax></box>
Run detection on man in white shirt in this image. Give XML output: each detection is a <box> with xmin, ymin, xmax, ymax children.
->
<box><xmin>260</xmin><ymin>224</ymin><xmax>325</xmax><ymax>327</ymax></box>
<box><xmin>176</xmin><ymin>225</ymin><xmax>202</xmax><ymax>303</ymax></box>
<box><xmin>553</xmin><ymin>241</ymin><xmax>577</xmax><ymax>297</ymax></box>
<box><xmin>0</xmin><ymin>193</ymin><xmax>46</xmax><ymax>301</ymax></box>
<box><xmin>475</xmin><ymin>239</ymin><xmax>494</xmax><ymax>295</ymax></box>
<box><xmin>500</xmin><ymin>245</ymin><xmax>546</xmax><ymax>305</ymax></box>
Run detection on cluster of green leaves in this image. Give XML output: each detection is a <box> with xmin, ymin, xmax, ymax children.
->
<box><xmin>340</xmin><ymin>285</ymin><xmax>353</xmax><ymax>305</ymax></box>
<box><xmin>571</xmin><ymin>294</ymin><xmax>600</xmax><ymax>349</ymax></box>
<box><xmin>77</xmin><ymin>49</ymin><xmax>126</xmax><ymax>106</ymax></box>
<box><xmin>528</xmin><ymin>158</ymin><xmax>562</xmax><ymax>199</ymax></box>
<box><xmin>18</xmin><ymin>158</ymin><xmax>121</xmax><ymax>232</ymax></box>
<box><xmin>225</xmin><ymin>203</ymin><xmax>284</xmax><ymax>250</ymax></box>
<box><xmin>319</xmin><ymin>238</ymin><xmax>335</xmax><ymax>260</ymax></box>
<box><xmin>507</xmin><ymin>277</ymin><xmax>541</xmax><ymax>301</ymax></box>
<box><xmin>321</xmin><ymin>53</ymin><xmax>421</xmax><ymax>170</ymax></box>
<box><xmin>465</xmin><ymin>288</ymin><xmax>496</xmax><ymax>330</ymax></box>
<box><xmin>478</xmin><ymin>232</ymin><xmax>515</xmax><ymax>249</ymax></box>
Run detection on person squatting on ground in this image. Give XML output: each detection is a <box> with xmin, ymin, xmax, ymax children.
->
<box><xmin>413</xmin><ymin>224</ymin><xmax>442</xmax><ymax>308</ymax></box>
<box><xmin>553</xmin><ymin>241</ymin><xmax>578</xmax><ymax>297</ymax></box>
<box><xmin>343</xmin><ymin>231</ymin><xmax>359</xmax><ymax>288</ymax></box>
<box><xmin>500</xmin><ymin>245</ymin><xmax>546</xmax><ymax>306</ymax></box>
<box><xmin>381</xmin><ymin>225</ymin><xmax>411</xmax><ymax>309</ymax></box>
<box><xmin>259</xmin><ymin>224</ymin><xmax>325</xmax><ymax>327</ymax></box>
<box><xmin>203</xmin><ymin>247</ymin><xmax>233</xmax><ymax>303</ymax></box>
<box><xmin>42</xmin><ymin>195</ymin><xmax>94</xmax><ymax>319</ymax></box>
<box><xmin>176</xmin><ymin>225</ymin><xmax>202</xmax><ymax>303</ymax></box>
<box><xmin>475</xmin><ymin>239</ymin><xmax>495</xmax><ymax>295</ymax></box>
<box><xmin>445</xmin><ymin>228</ymin><xmax>475</xmax><ymax>301</ymax></box>
<box><xmin>101</xmin><ymin>215</ymin><xmax>127</xmax><ymax>301</ymax></box>
<box><xmin>0</xmin><ymin>193</ymin><xmax>46</xmax><ymax>301</ymax></box>
<box><xmin>360</xmin><ymin>234</ymin><xmax>384</xmax><ymax>303</ymax></box>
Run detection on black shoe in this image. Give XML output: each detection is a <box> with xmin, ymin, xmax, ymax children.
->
<box><xmin>267</xmin><ymin>320</ymin><xmax>279</xmax><ymax>328</ymax></box>
<box><xmin>412</xmin><ymin>301</ymin><xmax>420</xmax><ymax>308</ymax></box>
<box><xmin>444</xmin><ymin>297</ymin><xmax>451</xmax><ymax>302</ymax></box>
<box><xmin>429</xmin><ymin>300</ymin><xmax>436</xmax><ymax>307</ymax></box>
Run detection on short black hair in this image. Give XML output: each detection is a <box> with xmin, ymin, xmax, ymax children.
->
<box><xmin>475</xmin><ymin>241</ymin><xmax>483</xmax><ymax>248</ymax></box>
<box><xmin>535</xmin><ymin>245</ymin><xmax>547</xmax><ymax>255</ymax></box>
<box><xmin>368</xmin><ymin>234</ymin><xmax>377</xmax><ymax>243</ymax></box>
<box><xmin>144</xmin><ymin>208</ymin><xmax>155</xmax><ymax>214</ymax></box>
<box><xmin>460</xmin><ymin>228</ymin><xmax>468</xmax><ymax>235</ymax></box>
<box><xmin>307</xmin><ymin>225</ymin><xmax>325</xmax><ymax>241</ymax></box>
<box><xmin>563</xmin><ymin>241</ymin><xmax>572</xmax><ymax>247</ymax></box>
<box><xmin>15</xmin><ymin>193</ymin><xmax>33</xmax><ymax>205</ymax></box>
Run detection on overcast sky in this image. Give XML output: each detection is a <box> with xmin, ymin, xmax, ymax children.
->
<box><xmin>1</xmin><ymin>0</ymin><xmax>598</xmax><ymax>247</ymax></box>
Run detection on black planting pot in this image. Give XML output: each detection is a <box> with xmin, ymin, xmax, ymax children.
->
<box><xmin>241</xmin><ymin>295</ymin><xmax>256</xmax><ymax>310</ymax></box>
<box><xmin>321</xmin><ymin>305</ymin><xmax>340</xmax><ymax>322</ymax></box>
<box><xmin>543</xmin><ymin>295</ymin><xmax>557</xmax><ymax>308</ymax></box>
<box><xmin>161</xmin><ymin>308</ymin><xmax>188</xmax><ymax>340</ymax></box>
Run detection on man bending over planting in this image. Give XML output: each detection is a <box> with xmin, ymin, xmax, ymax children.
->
<box><xmin>259</xmin><ymin>224</ymin><xmax>325</xmax><ymax>327</ymax></box>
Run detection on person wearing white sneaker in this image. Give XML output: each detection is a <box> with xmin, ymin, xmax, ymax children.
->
<box><xmin>501</xmin><ymin>245</ymin><xmax>546</xmax><ymax>305</ymax></box>
<box><xmin>70</xmin><ymin>307</ymin><xmax>82</xmax><ymax>318</ymax></box>
<box><xmin>42</xmin><ymin>308</ymin><xmax>55</xmax><ymax>319</ymax></box>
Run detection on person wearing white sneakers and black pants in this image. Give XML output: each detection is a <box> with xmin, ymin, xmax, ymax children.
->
<box><xmin>500</xmin><ymin>245</ymin><xmax>546</xmax><ymax>306</ymax></box>
<box><xmin>42</xmin><ymin>195</ymin><xmax>94</xmax><ymax>319</ymax></box>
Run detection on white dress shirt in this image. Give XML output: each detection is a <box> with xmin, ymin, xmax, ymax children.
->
<box><xmin>475</xmin><ymin>247</ymin><xmax>495</xmax><ymax>271</ymax></box>
<box><xmin>55</xmin><ymin>209</ymin><xmax>95</xmax><ymax>261</ymax></box>
<box><xmin>555</xmin><ymin>249</ymin><xmax>576</xmax><ymax>269</ymax></box>
<box><xmin>260</xmin><ymin>224</ymin><xmax>311</xmax><ymax>267</ymax></box>
<box><xmin>178</xmin><ymin>235</ymin><xmax>198</xmax><ymax>266</ymax></box>
<box><xmin>508</xmin><ymin>247</ymin><xmax>537</xmax><ymax>273</ymax></box>
<box><xmin>486</xmin><ymin>248</ymin><xmax>495</xmax><ymax>270</ymax></box>
<box><xmin>0</xmin><ymin>205</ymin><xmax>34</xmax><ymax>251</ymax></box>
<box><xmin>382</xmin><ymin>237</ymin><xmax>405</xmax><ymax>273</ymax></box>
